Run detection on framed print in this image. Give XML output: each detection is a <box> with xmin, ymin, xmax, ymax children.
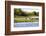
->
<box><xmin>5</xmin><ymin>1</ymin><xmax>45</xmax><ymax>35</ymax></box>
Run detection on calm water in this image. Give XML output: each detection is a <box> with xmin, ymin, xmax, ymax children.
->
<box><xmin>14</xmin><ymin>22</ymin><xmax>39</xmax><ymax>27</ymax></box>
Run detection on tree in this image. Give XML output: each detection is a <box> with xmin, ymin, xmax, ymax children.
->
<box><xmin>33</xmin><ymin>11</ymin><xmax>36</xmax><ymax>16</ymax></box>
<box><xmin>36</xmin><ymin>12</ymin><xmax>39</xmax><ymax>16</ymax></box>
<box><xmin>14</xmin><ymin>8</ymin><xmax>22</xmax><ymax>16</ymax></box>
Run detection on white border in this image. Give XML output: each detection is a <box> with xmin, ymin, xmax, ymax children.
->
<box><xmin>11</xmin><ymin>5</ymin><xmax>42</xmax><ymax>31</ymax></box>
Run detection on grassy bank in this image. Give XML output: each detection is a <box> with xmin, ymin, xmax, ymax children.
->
<box><xmin>14</xmin><ymin>16</ymin><xmax>39</xmax><ymax>23</ymax></box>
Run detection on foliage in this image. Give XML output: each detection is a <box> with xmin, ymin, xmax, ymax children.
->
<box><xmin>14</xmin><ymin>17</ymin><xmax>39</xmax><ymax>23</ymax></box>
<box><xmin>14</xmin><ymin>8</ymin><xmax>39</xmax><ymax>16</ymax></box>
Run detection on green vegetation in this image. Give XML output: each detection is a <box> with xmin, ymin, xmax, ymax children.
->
<box><xmin>14</xmin><ymin>8</ymin><xmax>39</xmax><ymax>16</ymax></box>
<box><xmin>14</xmin><ymin>8</ymin><xmax>39</xmax><ymax>23</ymax></box>
<box><xmin>14</xmin><ymin>17</ymin><xmax>39</xmax><ymax>23</ymax></box>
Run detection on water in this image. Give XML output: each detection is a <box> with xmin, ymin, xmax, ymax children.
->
<box><xmin>14</xmin><ymin>22</ymin><xmax>39</xmax><ymax>27</ymax></box>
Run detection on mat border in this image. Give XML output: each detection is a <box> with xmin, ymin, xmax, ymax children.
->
<box><xmin>5</xmin><ymin>1</ymin><xmax>45</xmax><ymax>35</ymax></box>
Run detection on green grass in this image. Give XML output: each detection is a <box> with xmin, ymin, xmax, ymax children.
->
<box><xmin>14</xmin><ymin>18</ymin><xmax>38</xmax><ymax>23</ymax></box>
<box><xmin>14</xmin><ymin>16</ymin><xmax>39</xmax><ymax>23</ymax></box>
<box><xmin>15</xmin><ymin>19</ymin><xmax>33</xmax><ymax>22</ymax></box>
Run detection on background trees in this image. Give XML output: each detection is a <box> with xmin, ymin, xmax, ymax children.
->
<box><xmin>14</xmin><ymin>8</ymin><xmax>39</xmax><ymax>16</ymax></box>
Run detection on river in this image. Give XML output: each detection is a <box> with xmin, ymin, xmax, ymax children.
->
<box><xmin>14</xmin><ymin>22</ymin><xmax>39</xmax><ymax>27</ymax></box>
